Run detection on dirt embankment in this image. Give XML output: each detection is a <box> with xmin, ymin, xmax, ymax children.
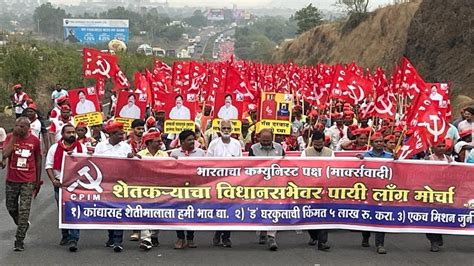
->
<box><xmin>273</xmin><ymin>1</ymin><xmax>421</xmax><ymax>71</ymax></box>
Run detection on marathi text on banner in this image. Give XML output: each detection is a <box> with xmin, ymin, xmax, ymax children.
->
<box><xmin>257</xmin><ymin>120</ymin><xmax>292</xmax><ymax>135</ymax></box>
<box><xmin>60</xmin><ymin>156</ymin><xmax>474</xmax><ymax>234</ymax></box>
<box><xmin>74</xmin><ymin>112</ymin><xmax>103</xmax><ymax>126</ymax></box>
<box><xmin>164</xmin><ymin>120</ymin><xmax>196</xmax><ymax>134</ymax></box>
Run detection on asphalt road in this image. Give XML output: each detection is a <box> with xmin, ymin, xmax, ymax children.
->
<box><xmin>0</xmin><ymin>167</ymin><xmax>473</xmax><ymax>265</ymax></box>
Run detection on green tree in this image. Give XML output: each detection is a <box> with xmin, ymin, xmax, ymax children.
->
<box><xmin>33</xmin><ymin>3</ymin><xmax>69</xmax><ymax>37</ymax></box>
<box><xmin>293</xmin><ymin>4</ymin><xmax>323</xmax><ymax>34</ymax></box>
<box><xmin>159</xmin><ymin>25</ymin><xmax>185</xmax><ymax>42</ymax></box>
<box><xmin>336</xmin><ymin>0</ymin><xmax>370</xmax><ymax>14</ymax></box>
<box><xmin>0</xmin><ymin>44</ymin><xmax>40</xmax><ymax>98</ymax></box>
<box><xmin>184</xmin><ymin>10</ymin><xmax>208</xmax><ymax>28</ymax></box>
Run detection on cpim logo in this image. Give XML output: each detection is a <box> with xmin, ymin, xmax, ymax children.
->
<box><xmin>67</xmin><ymin>160</ymin><xmax>103</xmax><ymax>201</ymax></box>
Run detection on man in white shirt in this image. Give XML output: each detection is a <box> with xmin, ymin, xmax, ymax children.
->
<box><xmin>75</xmin><ymin>90</ymin><xmax>96</xmax><ymax>114</ymax></box>
<box><xmin>119</xmin><ymin>94</ymin><xmax>141</xmax><ymax>119</ymax></box>
<box><xmin>11</xmin><ymin>84</ymin><xmax>29</xmax><ymax>118</ymax></box>
<box><xmin>24</xmin><ymin>104</ymin><xmax>41</xmax><ymax>139</ymax></box>
<box><xmin>457</xmin><ymin>107</ymin><xmax>473</xmax><ymax>140</ymax></box>
<box><xmin>49</xmin><ymin>105</ymin><xmax>75</xmax><ymax>145</ymax></box>
<box><xmin>51</xmin><ymin>84</ymin><xmax>69</xmax><ymax>104</ymax></box>
<box><xmin>45</xmin><ymin>124</ymin><xmax>87</xmax><ymax>252</ymax></box>
<box><xmin>328</xmin><ymin>115</ymin><xmax>348</xmax><ymax>150</ymax></box>
<box><xmin>169</xmin><ymin>95</ymin><xmax>191</xmax><ymax>120</ymax></box>
<box><xmin>217</xmin><ymin>94</ymin><xmax>239</xmax><ymax>120</ymax></box>
<box><xmin>93</xmin><ymin>121</ymin><xmax>133</xmax><ymax>253</ymax></box>
<box><xmin>207</xmin><ymin>120</ymin><xmax>241</xmax><ymax>248</ymax></box>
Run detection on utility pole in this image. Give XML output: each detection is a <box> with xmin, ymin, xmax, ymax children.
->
<box><xmin>37</xmin><ymin>19</ymin><xmax>40</xmax><ymax>34</ymax></box>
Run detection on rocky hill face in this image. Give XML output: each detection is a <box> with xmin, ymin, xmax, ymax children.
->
<box><xmin>272</xmin><ymin>0</ymin><xmax>474</xmax><ymax>113</ymax></box>
<box><xmin>404</xmin><ymin>0</ymin><xmax>474</xmax><ymax>110</ymax></box>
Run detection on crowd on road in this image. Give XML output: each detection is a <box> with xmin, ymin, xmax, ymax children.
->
<box><xmin>1</xmin><ymin>83</ymin><xmax>473</xmax><ymax>254</ymax></box>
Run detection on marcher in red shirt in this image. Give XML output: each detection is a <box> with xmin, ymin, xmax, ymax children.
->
<box><xmin>2</xmin><ymin>117</ymin><xmax>42</xmax><ymax>251</ymax></box>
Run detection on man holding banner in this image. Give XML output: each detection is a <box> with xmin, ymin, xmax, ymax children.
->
<box><xmin>301</xmin><ymin>130</ymin><xmax>332</xmax><ymax>251</ymax></box>
<box><xmin>170</xmin><ymin>130</ymin><xmax>206</xmax><ymax>249</ymax></box>
<box><xmin>357</xmin><ymin>132</ymin><xmax>393</xmax><ymax>254</ymax></box>
<box><xmin>207</xmin><ymin>120</ymin><xmax>242</xmax><ymax>247</ymax></box>
<box><xmin>93</xmin><ymin>122</ymin><xmax>133</xmax><ymax>252</ymax></box>
<box><xmin>249</xmin><ymin>128</ymin><xmax>285</xmax><ymax>251</ymax></box>
<box><xmin>136</xmin><ymin>131</ymin><xmax>169</xmax><ymax>251</ymax></box>
<box><xmin>45</xmin><ymin>124</ymin><xmax>87</xmax><ymax>252</ymax></box>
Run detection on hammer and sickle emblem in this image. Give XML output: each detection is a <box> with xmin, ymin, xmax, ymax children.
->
<box><xmin>92</xmin><ymin>58</ymin><xmax>111</xmax><ymax>78</ymax></box>
<box><xmin>375</xmin><ymin>94</ymin><xmax>394</xmax><ymax>116</ymax></box>
<box><xmin>348</xmin><ymin>84</ymin><xmax>365</xmax><ymax>104</ymax></box>
<box><xmin>67</xmin><ymin>161</ymin><xmax>103</xmax><ymax>193</ymax></box>
<box><xmin>426</xmin><ymin>115</ymin><xmax>446</xmax><ymax>142</ymax></box>
<box><xmin>398</xmin><ymin>145</ymin><xmax>414</xmax><ymax>160</ymax></box>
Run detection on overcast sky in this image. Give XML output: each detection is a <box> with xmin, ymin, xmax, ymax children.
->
<box><xmin>49</xmin><ymin>0</ymin><xmax>394</xmax><ymax>10</ymax></box>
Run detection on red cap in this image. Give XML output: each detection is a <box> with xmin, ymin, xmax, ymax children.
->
<box><xmin>331</xmin><ymin>112</ymin><xmax>342</xmax><ymax>119</ymax></box>
<box><xmin>313</xmin><ymin>123</ymin><xmax>325</xmax><ymax>131</ymax></box>
<box><xmin>12</xmin><ymin>84</ymin><xmax>22</xmax><ymax>90</ymax></box>
<box><xmin>26</xmin><ymin>103</ymin><xmax>37</xmax><ymax>110</ymax></box>
<box><xmin>76</xmin><ymin>122</ymin><xmax>88</xmax><ymax>128</ymax></box>
<box><xmin>104</xmin><ymin>121</ymin><xmax>124</xmax><ymax>134</ymax></box>
<box><xmin>292</xmin><ymin>105</ymin><xmax>302</xmax><ymax>112</ymax></box>
<box><xmin>354</xmin><ymin>127</ymin><xmax>372</xmax><ymax>136</ymax></box>
<box><xmin>384</xmin><ymin>134</ymin><xmax>396</xmax><ymax>142</ymax></box>
<box><xmin>459</xmin><ymin>129</ymin><xmax>472</xmax><ymax>138</ymax></box>
<box><xmin>308</xmin><ymin>109</ymin><xmax>319</xmax><ymax>118</ymax></box>
<box><xmin>370</xmin><ymin>132</ymin><xmax>384</xmax><ymax>141</ymax></box>
<box><xmin>56</xmin><ymin>95</ymin><xmax>68</xmax><ymax>103</ymax></box>
<box><xmin>142</xmin><ymin>131</ymin><xmax>162</xmax><ymax>144</ymax></box>
<box><xmin>394</xmin><ymin>126</ymin><xmax>403</xmax><ymax>133</ymax></box>
<box><xmin>348</xmin><ymin>125</ymin><xmax>359</xmax><ymax>133</ymax></box>
<box><xmin>445</xmin><ymin>138</ymin><xmax>454</xmax><ymax>150</ymax></box>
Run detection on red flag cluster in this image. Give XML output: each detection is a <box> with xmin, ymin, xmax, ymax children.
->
<box><xmin>81</xmin><ymin>49</ymin><xmax>451</xmax><ymax>158</ymax></box>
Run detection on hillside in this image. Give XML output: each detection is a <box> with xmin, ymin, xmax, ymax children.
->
<box><xmin>404</xmin><ymin>0</ymin><xmax>474</xmax><ymax>112</ymax></box>
<box><xmin>273</xmin><ymin>1</ymin><xmax>421</xmax><ymax>71</ymax></box>
<box><xmin>273</xmin><ymin>0</ymin><xmax>474</xmax><ymax>113</ymax></box>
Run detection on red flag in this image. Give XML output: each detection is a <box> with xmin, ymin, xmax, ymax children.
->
<box><xmin>400</xmin><ymin>57</ymin><xmax>426</xmax><ymax>101</ymax></box>
<box><xmin>95</xmin><ymin>78</ymin><xmax>106</xmax><ymax>99</ymax></box>
<box><xmin>134</xmin><ymin>71</ymin><xmax>152</xmax><ymax>104</ymax></box>
<box><xmin>330</xmin><ymin>64</ymin><xmax>374</xmax><ymax>105</ymax></box>
<box><xmin>225</xmin><ymin>64</ymin><xmax>256</xmax><ymax>101</ymax></box>
<box><xmin>111</xmin><ymin>64</ymin><xmax>130</xmax><ymax>91</ymax></box>
<box><xmin>396</xmin><ymin>128</ymin><xmax>429</xmax><ymax>160</ymax></box>
<box><xmin>172</xmin><ymin>61</ymin><xmax>191</xmax><ymax>93</ymax></box>
<box><xmin>153</xmin><ymin>59</ymin><xmax>172</xmax><ymax>79</ymax></box>
<box><xmin>83</xmin><ymin>48</ymin><xmax>118</xmax><ymax>79</ymax></box>
<box><xmin>373</xmin><ymin>68</ymin><xmax>396</xmax><ymax>120</ymax></box>
<box><xmin>188</xmin><ymin>61</ymin><xmax>206</xmax><ymax>94</ymax></box>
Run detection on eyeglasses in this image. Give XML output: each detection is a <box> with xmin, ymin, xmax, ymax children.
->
<box><xmin>221</xmin><ymin>127</ymin><xmax>232</xmax><ymax>130</ymax></box>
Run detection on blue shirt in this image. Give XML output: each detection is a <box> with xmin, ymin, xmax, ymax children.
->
<box><xmin>364</xmin><ymin>150</ymin><xmax>393</xmax><ymax>158</ymax></box>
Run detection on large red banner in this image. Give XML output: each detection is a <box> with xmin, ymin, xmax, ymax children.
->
<box><xmin>60</xmin><ymin>155</ymin><xmax>474</xmax><ymax>234</ymax></box>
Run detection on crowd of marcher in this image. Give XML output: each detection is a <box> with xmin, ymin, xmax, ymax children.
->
<box><xmin>1</xmin><ymin>83</ymin><xmax>473</xmax><ymax>254</ymax></box>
